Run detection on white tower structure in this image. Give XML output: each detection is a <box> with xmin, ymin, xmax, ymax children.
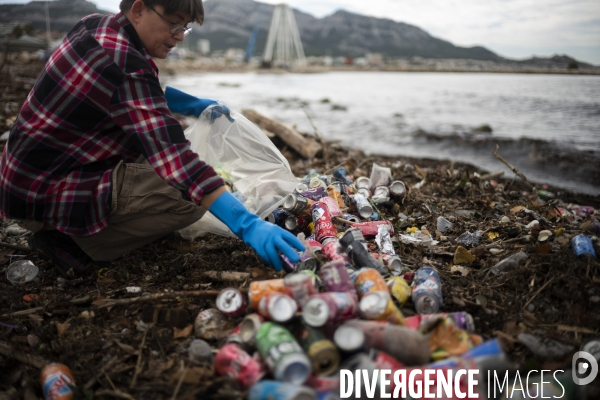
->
<box><xmin>263</xmin><ymin>4</ymin><xmax>306</xmax><ymax>67</ymax></box>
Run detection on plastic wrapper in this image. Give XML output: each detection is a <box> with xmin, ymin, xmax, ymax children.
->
<box><xmin>177</xmin><ymin>107</ymin><xmax>299</xmax><ymax>239</ymax></box>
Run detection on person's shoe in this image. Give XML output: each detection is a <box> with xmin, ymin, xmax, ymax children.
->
<box><xmin>28</xmin><ymin>231</ymin><xmax>96</xmax><ymax>277</ymax></box>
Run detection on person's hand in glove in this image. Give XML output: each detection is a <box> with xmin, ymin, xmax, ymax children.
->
<box><xmin>165</xmin><ymin>86</ymin><xmax>233</xmax><ymax>123</ymax></box>
<box><xmin>207</xmin><ymin>189</ymin><xmax>305</xmax><ymax>271</ymax></box>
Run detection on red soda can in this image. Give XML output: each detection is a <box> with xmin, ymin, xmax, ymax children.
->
<box><xmin>305</xmin><ymin>374</ymin><xmax>341</xmax><ymax>392</ymax></box>
<box><xmin>373</xmin><ymin>349</ymin><xmax>406</xmax><ymax>371</ymax></box>
<box><xmin>284</xmin><ymin>273</ymin><xmax>318</xmax><ymax>308</ymax></box>
<box><xmin>352</xmin><ymin>220</ymin><xmax>395</xmax><ymax>237</ymax></box>
<box><xmin>318</xmin><ymin>259</ymin><xmax>354</xmax><ymax>292</ymax></box>
<box><xmin>214</xmin><ymin>343</ymin><xmax>264</xmax><ymax>390</ymax></box>
<box><xmin>225</xmin><ymin>323</ymin><xmax>245</xmax><ymax>348</ymax></box>
<box><xmin>320</xmin><ymin>196</ymin><xmax>341</xmax><ymax>216</ymax></box>
<box><xmin>311</xmin><ymin>201</ymin><xmax>337</xmax><ymax>243</ymax></box>
<box><xmin>40</xmin><ymin>363</ymin><xmax>75</xmax><ymax>400</ymax></box>
<box><xmin>257</xmin><ymin>292</ymin><xmax>298</xmax><ymax>323</ymax></box>
<box><xmin>302</xmin><ymin>292</ymin><xmax>359</xmax><ymax>327</ymax></box>
<box><xmin>321</xmin><ymin>238</ymin><xmax>350</xmax><ymax>263</ymax></box>
<box><xmin>216</xmin><ymin>287</ymin><xmax>247</xmax><ymax>317</ymax></box>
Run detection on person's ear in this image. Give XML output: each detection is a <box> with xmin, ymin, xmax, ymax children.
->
<box><xmin>129</xmin><ymin>0</ymin><xmax>146</xmax><ymax>23</ymax></box>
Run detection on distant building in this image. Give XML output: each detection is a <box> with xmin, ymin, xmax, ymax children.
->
<box><xmin>365</xmin><ymin>53</ymin><xmax>383</xmax><ymax>66</ymax></box>
<box><xmin>225</xmin><ymin>48</ymin><xmax>245</xmax><ymax>63</ymax></box>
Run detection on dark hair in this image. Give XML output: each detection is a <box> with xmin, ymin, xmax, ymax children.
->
<box><xmin>119</xmin><ymin>0</ymin><xmax>204</xmax><ymax>25</ymax></box>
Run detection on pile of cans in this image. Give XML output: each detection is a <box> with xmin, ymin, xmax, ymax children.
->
<box><xmin>188</xmin><ymin>167</ymin><xmax>523</xmax><ymax>399</ymax></box>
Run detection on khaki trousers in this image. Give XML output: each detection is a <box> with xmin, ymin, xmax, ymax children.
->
<box><xmin>68</xmin><ymin>159</ymin><xmax>206</xmax><ymax>261</ymax></box>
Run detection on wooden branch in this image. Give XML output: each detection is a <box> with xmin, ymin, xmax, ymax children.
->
<box><xmin>94</xmin><ymin>389</ymin><xmax>135</xmax><ymax>400</ymax></box>
<box><xmin>83</xmin><ymin>355</ymin><xmax>123</xmax><ymax>390</ymax></box>
<box><xmin>523</xmin><ymin>277</ymin><xmax>556</xmax><ymax>309</ymax></box>
<box><xmin>0</xmin><ymin>242</ymin><xmax>31</xmax><ymax>252</ymax></box>
<box><xmin>479</xmin><ymin>171</ymin><xmax>505</xmax><ymax>181</ymax></box>
<box><xmin>242</xmin><ymin>108</ymin><xmax>322</xmax><ymax>159</ymax></box>
<box><xmin>198</xmin><ymin>271</ymin><xmax>251</xmax><ymax>282</ymax></box>
<box><xmin>0</xmin><ymin>340</ymin><xmax>50</xmax><ymax>369</ymax></box>
<box><xmin>1</xmin><ymin>306</ymin><xmax>44</xmax><ymax>318</ymax></box>
<box><xmin>492</xmin><ymin>144</ymin><xmax>535</xmax><ymax>190</ymax></box>
<box><xmin>94</xmin><ymin>289</ymin><xmax>247</xmax><ymax>309</ymax></box>
<box><xmin>129</xmin><ymin>331</ymin><xmax>147</xmax><ymax>389</ymax></box>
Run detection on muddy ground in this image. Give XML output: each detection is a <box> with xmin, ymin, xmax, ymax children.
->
<box><xmin>1</xmin><ymin>58</ymin><xmax>599</xmax><ymax>400</ymax></box>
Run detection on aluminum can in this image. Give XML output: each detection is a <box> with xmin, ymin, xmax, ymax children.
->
<box><xmin>256</xmin><ymin>322</ymin><xmax>312</xmax><ymax>385</ymax></box>
<box><xmin>249</xmin><ymin>278</ymin><xmax>286</xmax><ymax>310</ymax></box>
<box><xmin>332</xmin><ymin>167</ymin><xmax>353</xmax><ymax>185</ymax></box>
<box><xmin>194</xmin><ymin>308</ymin><xmax>238</xmax><ymax>341</ymax></box>
<box><xmin>306</xmin><ymin>377</ymin><xmax>341</xmax><ymax>394</ymax></box>
<box><xmin>320</xmin><ymin>196</ymin><xmax>341</xmax><ymax>217</ymax></box>
<box><xmin>283</xmin><ymin>193</ymin><xmax>311</xmax><ymax>216</ymax></box>
<box><xmin>240</xmin><ymin>313</ymin><xmax>265</xmax><ymax>348</ymax></box>
<box><xmin>386</xmin><ymin>276</ymin><xmax>412</xmax><ymax>306</ymax></box>
<box><xmin>216</xmin><ymin>287</ymin><xmax>247</xmax><ymax>317</ymax></box>
<box><xmin>258</xmin><ymin>292</ymin><xmax>298</xmax><ymax>323</ymax></box>
<box><xmin>405</xmin><ymin>311</ymin><xmax>475</xmax><ymax>332</ymax></box>
<box><xmin>356</xmin><ymin>188</ymin><xmax>372</xmax><ymax>199</ymax></box>
<box><xmin>327</xmin><ymin>184</ymin><xmax>346</xmax><ymax>208</ymax></box>
<box><xmin>297</xmin><ymin>323</ymin><xmax>340</xmax><ymax>376</ymax></box>
<box><xmin>321</xmin><ymin>238</ymin><xmax>350</xmax><ymax>264</ymax></box>
<box><xmin>339</xmin><ymin>227</ymin><xmax>367</xmax><ymax>249</ymax></box>
<box><xmin>280</xmin><ymin>252</ymin><xmax>299</xmax><ymax>273</ymax></box>
<box><xmin>311</xmin><ymin>201</ymin><xmax>337</xmax><ymax>243</ymax></box>
<box><xmin>295</xmin><ymin>182</ymin><xmax>310</xmax><ymax>194</ymax></box>
<box><xmin>373</xmin><ymin>349</ymin><xmax>406</xmax><ymax>370</ymax></box>
<box><xmin>248</xmin><ymin>380</ymin><xmax>317</xmax><ymax>400</ymax></box>
<box><xmin>40</xmin><ymin>363</ymin><xmax>75</xmax><ymax>400</ymax></box>
<box><xmin>412</xmin><ymin>266</ymin><xmax>443</xmax><ymax>314</ymax></box>
<box><xmin>372</xmin><ymin>253</ymin><xmax>403</xmax><ymax>275</ymax></box>
<box><xmin>214</xmin><ymin>343</ymin><xmax>264</xmax><ymax>389</ymax></box>
<box><xmin>371</xmin><ymin>185</ymin><xmax>390</xmax><ymax>204</ymax></box>
<box><xmin>352</xmin><ymin>220</ymin><xmax>394</xmax><ymax>237</ymax></box>
<box><xmin>354</xmin><ymin>176</ymin><xmax>371</xmax><ymax>190</ymax></box>
<box><xmin>188</xmin><ymin>338</ymin><xmax>213</xmax><ymax>365</ymax></box>
<box><xmin>352</xmin><ymin>194</ymin><xmax>373</xmax><ymax>219</ymax></box>
<box><xmin>333</xmin><ymin>324</ymin><xmax>365</xmax><ymax>353</ymax></box>
<box><xmin>284</xmin><ymin>272</ymin><xmax>318</xmax><ymax>308</ymax></box>
<box><xmin>318</xmin><ymin>259</ymin><xmax>354</xmax><ymax>292</ymax></box>
<box><xmin>225</xmin><ymin>323</ymin><xmax>245</xmax><ymax>347</ymax></box>
<box><xmin>359</xmin><ymin>291</ymin><xmax>406</xmax><ymax>325</ymax></box>
<box><xmin>309</xmin><ymin>176</ymin><xmax>326</xmax><ymax>189</ymax></box>
<box><xmin>285</xmin><ymin>215</ymin><xmax>309</xmax><ymax>232</ymax></box>
<box><xmin>389</xmin><ymin>180</ymin><xmax>407</xmax><ymax>203</ymax></box>
<box><xmin>571</xmin><ymin>234</ymin><xmax>597</xmax><ymax>259</ymax></box>
<box><xmin>267</xmin><ymin>208</ymin><xmax>293</xmax><ymax>227</ymax></box>
<box><xmin>302</xmin><ymin>292</ymin><xmax>359</xmax><ymax>327</ymax></box>
<box><xmin>345</xmin><ymin>241</ymin><xmax>383</xmax><ymax>271</ymax></box>
<box><xmin>343</xmin><ymin>213</ymin><xmax>360</xmax><ymax>223</ymax></box>
<box><xmin>300</xmin><ymin>187</ymin><xmax>327</xmax><ymax>201</ymax></box>
<box><xmin>354</xmin><ymin>268</ymin><xmax>389</xmax><ymax>298</ymax></box>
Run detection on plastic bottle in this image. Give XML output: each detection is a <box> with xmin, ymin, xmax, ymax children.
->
<box><xmin>571</xmin><ymin>234</ymin><xmax>597</xmax><ymax>259</ymax></box>
<box><xmin>490</xmin><ymin>251</ymin><xmax>528</xmax><ymax>275</ymax></box>
<box><xmin>411</xmin><ymin>266</ymin><xmax>443</xmax><ymax>314</ymax></box>
<box><xmin>6</xmin><ymin>260</ymin><xmax>39</xmax><ymax>286</ymax></box>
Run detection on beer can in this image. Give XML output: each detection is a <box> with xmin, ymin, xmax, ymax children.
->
<box><xmin>300</xmin><ymin>187</ymin><xmax>327</xmax><ymax>201</ymax></box>
<box><xmin>318</xmin><ymin>260</ymin><xmax>354</xmax><ymax>292</ymax></box>
<box><xmin>351</xmin><ymin>220</ymin><xmax>395</xmax><ymax>237</ymax></box>
<box><xmin>311</xmin><ymin>202</ymin><xmax>337</xmax><ymax>243</ymax></box>
<box><xmin>389</xmin><ymin>180</ymin><xmax>407</xmax><ymax>203</ymax></box>
<box><xmin>284</xmin><ymin>272</ymin><xmax>318</xmax><ymax>308</ymax></box>
<box><xmin>298</xmin><ymin>323</ymin><xmax>340</xmax><ymax>376</ymax></box>
<box><xmin>386</xmin><ymin>276</ymin><xmax>412</xmax><ymax>306</ymax></box>
<box><xmin>40</xmin><ymin>363</ymin><xmax>75</xmax><ymax>400</ymax></box>
<box><xmin>240</xmin><ymin>313</ymin><xmax>265</xmax><ymax>348</ymax></box>
<box><xmin>333</xmin><ymin>324</ymin><xmax>365</xmax><ymax>353</ymax></box>
<box><xmin>302</xmin><ymin>292</ymin><xmax>359</xmax><ymax>327</ymax></box>
<box><xmin>359</xmin><ymin>291</ymin><xmax>406</xmax><ymax>325</ymax></box>
<box><xmin>354</xmin><ymin>176</ymin><xmax>371</xmax><ymax>190</ymax></box>
<box><xmin>354</xmin><ymin>268</ymin><xmax>389</xmax><ymax>298</ymax></box>
<box><xmin>214</xmin><ymin>343</ymin><xmax>264</xmax><ymax>389</ymax></box>
<box><xmin>216</xmin><ymin>287</ymin><xmax>247</xmax><ymax>317</ymax></box>
<box><xmin>571</xmin><ymin>234</ymin><xmax>597</xmax><ymax>259</ymax></box>
<box><xmin>194</xmin><ymin>308</ymin><xmax>238</xmax><ymax>341</ymax></box>
<box><xmin>249</xmin><ymin>278</ymin><xmax>286</xmax><ymax>310</ymax></box>
<box><xmin>283</xmin><ymin>193</ymin><xmax>311</xmax><ymax>216</ymax></box>
<box><xmin>320</xmin><ymin>196</ymin><xmax>341</xmax><ymax>217</ymax></box>
<box><xmin>248</xmin><ymin>380</ymin><xmax>317</xmax><ymax>400</ymax></box>
<box><xmin>256</xmin><ymin>322</ymin><xmax>312</xmax><ymax>385</ymax></box>
<box><xmin>352</xmin><ymin>194</ymin><xmax>373</xmax><ymax>219</ymax></box>
<box><xmin>258</xmin><ymin>292</ymin><xmax>298</xmax><ymax>323</ymax></box>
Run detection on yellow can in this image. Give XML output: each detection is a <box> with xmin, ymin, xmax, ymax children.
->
<box><xmin>387</xmin><ymin>276</ymin><xmax>412</xmax><ymax>306</ymax></box>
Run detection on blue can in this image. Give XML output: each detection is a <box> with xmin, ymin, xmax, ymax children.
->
<box><xmin>249</xmin><ymin>380</ymin><xmax>317</xmax><ymax>400</ymax></box>
<box><xmin>333</xmin><ymin>167</ymin><xmax>353</xmax><ymax>186</ymax></box>
<box><xmin>268</xmin><ymin>208</ymin><xmax>293</xmax><ymax>228</ymax></box>
<box><xmin>411</xmin><ymin>266</ymin><xmax>443</xmax><ymax>314</ymax></box>
<box><xmin>572</xmin><ymin>234</ymin><xmax>597</xmax><ymax>259</ymax></box>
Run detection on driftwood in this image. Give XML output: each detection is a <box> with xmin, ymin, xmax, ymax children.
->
<box><xmin>94</xmin><ymin>289</ymin><xmax>248</xmax><ymax>309</ymax></box>
<box><xmin>242</xmin><ymin>108</ymin><xmax>322</xmax><ymax>159</ymax></box>
<box><xmin>492</xmin><ymin>144</ymin><xmax>535</xmax><ymax>190</ymax></box>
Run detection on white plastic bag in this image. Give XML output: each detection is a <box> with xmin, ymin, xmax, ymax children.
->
<box><xmin>177</xmin><ymin>107</ymin><xmax>299</xmax><ymax>240</ymax></box>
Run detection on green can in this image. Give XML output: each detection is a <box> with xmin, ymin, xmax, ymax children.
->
<box><xmin>297</xmin><ymin>323</ymin><xmax>340</xmax><ymax>376</ymax></box>
<box><xmin>256</xmin><ymin>322</ymin><xmax>312</xmax><ymax>385</ymax></box>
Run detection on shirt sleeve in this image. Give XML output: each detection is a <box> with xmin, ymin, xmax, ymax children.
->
<box><xmin>108</xmin><ymin>69</ymin><xmax>224</xmax><ymax>203</ymax></box>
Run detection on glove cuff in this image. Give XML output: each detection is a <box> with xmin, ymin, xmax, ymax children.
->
<box><xmin>208</xmin><ymin>190</ymin><xmax>257</xmax><ymax>239</ymax></box>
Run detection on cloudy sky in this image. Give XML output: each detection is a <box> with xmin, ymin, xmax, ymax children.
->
<box><xmin>3</xmin><ymin>0</ymin><xmax>599</xmax><ymax>64</ymax></box>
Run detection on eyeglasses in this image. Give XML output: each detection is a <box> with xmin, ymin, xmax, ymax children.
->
<box><xmin>145</xmin><ymin>3</ymin><xmax>192</xmax><ymax>36</ymax></box>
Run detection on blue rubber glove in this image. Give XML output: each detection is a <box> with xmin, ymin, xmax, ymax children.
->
<box><xmin>165</xmin><ymin>86</ymin><xmax>233</xmax><ymax>123</ymax></box>
<box><xmin>209</xmin><ymin>191</ymin><xmax>305</xmax><ymax>271</ymax></box>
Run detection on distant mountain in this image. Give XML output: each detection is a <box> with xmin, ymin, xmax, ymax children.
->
<box><xmin>0</xmin><ymin>0</ymin><xmax>594</xmax><ymax>67</ymax></box>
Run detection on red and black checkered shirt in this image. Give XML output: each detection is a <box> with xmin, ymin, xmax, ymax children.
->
<box><xmin>0</xmin><ymin>12</ymin><xmax>224</xmax><ymax>237</ymax></box>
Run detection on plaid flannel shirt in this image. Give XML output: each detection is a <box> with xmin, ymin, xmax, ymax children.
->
<box><xmin>0</xmin><ymin>12</ymin><xmax>224</xmax><ymax>236</ymax></box>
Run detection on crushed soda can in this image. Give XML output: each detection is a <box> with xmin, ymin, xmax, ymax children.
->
<box><xmin>284</xmin><ymin>272</ymin><xmax>318</xmax><ymax>308</ymax></box>
<box><xmin>283</xmin><ymin>193</ymin><xmax>311</xmax><ymax>216</ymax></box>
<box><xmin>389</xmin><ymin>180</ymin><xmax>407</xmax><ymax>203</ymax></box>
<box><xmin>214</xmin><ymin>343</ymin><xmax>264</xmax><ymax>390</ymax></box>
<box><xmin>299</xmin><ymin>187</ymin><xmax>326</xmax><ymax>201</ymax></box>
<box><xmin>456</xmin><ymin>230</ymin><xmax>483</xmax><ymax>248</ymax></box>
<box><xmin>352</xmin><ymin>220</ymin><xmax>394</xmax><ymax>237</ymax></box>
<box><xmin>371</xmin><ymin>185</ymin><xmax>391</xmax><ymax>205</ymax></box>
<box><xmin>318</xmin><ymin>259</ymin><xmax>354</xmax><ymax>292</ymax></box>
<box><xmin>40</xmin><ymin>363</ymin><xmax>75</xmax><ymax>400</ymax></box>
<box><xmin>571</xmin><ymin>234</ymin><xmax>597</xmax><ymax>259</ymax></box>
<box><xmin>258</xmin><ymin>292</ymin><xmax>298</xmax><ymax>323</ymax></box>
<box><xmin>386</xmin><ymin>276</ymin><xmax>412</xmax><ymax>306</ymax></box>
<box><xmin>302</xmin><ymin>292</ymin><xmax>359</xmax><ymax>327</ymax></box>
<box><xmin>371</xmin><ymin>253</ymin><xmax>403</xmax><ymax>275</ymax></box>
<box><xmin>194</xmin><ymin>308</ymin><xmax>238</xmax><ymax>340</ymax></box>
<box><xmin>320</xmin><ymin>196</ymin><xmax>341</xmax><ymax>217</ymax></box>
<box><xmin>297</xmin><ymin>323</ymin><xmax>340</xmax><ymax>376</ymax></box>
<box><xmin>249</xmin><ymin>279</ymin><xmax>286</xmax><ymax>310</ymax></box>
<box><xmin>412</xmin><ymin>266</ymin><xmax>443</xmax><ymax>314</ymax></box>
<box><xmin>352</xmin><ymin>193</ymin><xmax>373</xmax><ymax>219</ymax></box>
<box><xmin>354</xmin><ymin>268</ymin><xmax>389</xmax><ymax>299</ymax></box>
<box><xmin>256</xmin><ymin>322</ymin><xmax>312</xmax><ymax>385</ymax></box>
<box><xmin>321</xmin><ymin>238</ymin><xmax>351</xmax><ymax>264</ymax></box>
<box><xmin>405</xmin><ymin>312</ymin><xmax>475</xmax><ymax>333</ymax></box>
<box><xmin>311</xmin><ymin>201</ymin><xmax>338</xmax><ymax>243</ymax></box>
<box><xmin>354</xmin><ymin>176</ymin><xmax>371</xmax><ymax>190</ymax></box>
<box><xmin>343</xmin><ymin>213</ymin><xmax>360</xmax><ymax>223</ymax></box>
<box><xmin>216</xmin><ymin>287</ymin><xmax>247</xmax><ymax>317</ymax></box>
<box><xmin>240</xmin><ymin>313</ymin><xmax>265</xmax><ymax>349</ymax></box>
<box><xmin>327</xmin><ymin>183</ymin><xmax>346</xmax><ymax>208</ymax></box>
<box><xmin>358</xmin><ymin>291</ymin><xmax>406</xmax><ymax>325</ymax></box>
